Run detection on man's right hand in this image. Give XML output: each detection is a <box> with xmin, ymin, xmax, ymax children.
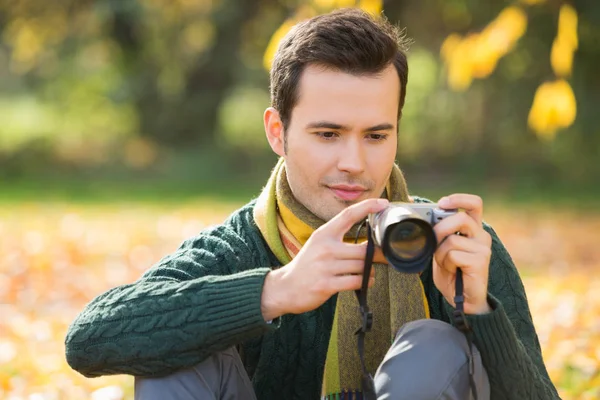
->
<box><xmin>261</xmin><ymin>198</ymin><xmax>389</xmax><ymax>321</ymax></box>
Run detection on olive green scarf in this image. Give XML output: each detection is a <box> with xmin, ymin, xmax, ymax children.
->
<box><xmin>253</xmin><ymin>158</ymin><xmax>429</xmax><ymax>398</ymax></box>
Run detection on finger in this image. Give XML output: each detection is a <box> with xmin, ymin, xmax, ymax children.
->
<box><xmin>336</xmin><ymin>242</ymin><xmax>369</xmax><ymax>260</ymax></box>
<box><xmin>434</xmin><ymin>211</ymin><xmax>480</xmax><ymax>241</ymax></box>
<box><xmin>320</xmin><ymin>198</ymin><xmax>389</xmax><ymax>240</ymax></box>
<box><xmin>434</xmin><ymin>234</ymin><xmax>486</xmax><ymax>269</ymax></box>
<box><xmin>347</xmin><ymin>239</ymin><xmax>387</xmax><ymax>264</ymax></box>
<box><xmin>330</xmin><ymin>259</ymin><xmax>373</xmax><ymax>276</ymax></box>
<box><xmin>438</xmin><ymin>194</ymin><xmax>483</xmax><ymax>226</ymax></box>
<box><xmin>331</xmin><ymin>274</ymin><xmax>371</xmax><ymax>292</ymax></box>
<box><xmin>438</xmin><ymin>250</ymin><xmax>481</xmax><ymax>275</ymax></box>
<box><xmin>333</xmin><ymin>244</ymin><xmax>385</xmax><ymax>280</ymax></box>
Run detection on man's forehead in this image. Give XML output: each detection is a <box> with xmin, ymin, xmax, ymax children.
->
<box><xmin>290</xmin><ymin>64</ymin><xmax>400</xmax><ymax>123</ymax></box>
<box><xmin>298</xmin><ymin>63</ymin><xmax>391</xmax><ymax>86</ymax></box>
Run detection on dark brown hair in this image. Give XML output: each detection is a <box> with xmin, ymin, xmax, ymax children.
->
<box><xmin>270</xmin><ymin>8</ymin><xmax>410</xmax><ymax>132</ymax></box>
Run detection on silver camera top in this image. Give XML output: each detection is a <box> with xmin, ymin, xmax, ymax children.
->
<box><xmin>394</xmin><ymin>203</ymin><xmax>457</xmax><ymax>225</ymax></box>
<box><xmin>368</xmin><ymin>203</ymin><xmax>457</xmax><ymax>247</ymax></box>
<box><xmin>369</xmin><ymin>202</ymin><xmax>457</xmax><ymax>224</ymax></box>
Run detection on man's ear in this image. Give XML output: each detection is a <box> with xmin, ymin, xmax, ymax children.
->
<box><xmin>264</xmin><ymin>107</ymin><xmax>285</xmax><ymax>157</ymax></box>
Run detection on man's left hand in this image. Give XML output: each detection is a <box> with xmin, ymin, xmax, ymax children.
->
<box><xmin>433</xmin><ymin>194</ymin><xmax>492</xmax><ymax>315</ymax></box>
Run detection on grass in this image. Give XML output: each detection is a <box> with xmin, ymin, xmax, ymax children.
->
<box><xmin>2</xmin><ymin>169</ymin><xmax>599</xmax><ymax>211</ymax></box>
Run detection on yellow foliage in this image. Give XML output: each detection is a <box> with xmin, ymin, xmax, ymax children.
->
<box><xmin>557</xmin><ymin>4</ymin><xmax>578</xmax><ymax>49</ymax></box>
<box><xmin>528</xmin><ymin>80</ymin><xmax>577</xmax><ymax>139</ymax></box>
<box><xmin>263</xmin><ymin>18</ymin><xmax>299</xmax><ymax>71</ymax></box>
<box><xmin>440</xmin><ymin>34</ymin><xmax>461</xmax><ymax>59</ymax></box>
<box><xmin>176</xmin><ymin>0</ymin><xmax>214</xmax><ymax>13</ymax></box>
<box><xmin>2</xmin><ymin>11</ymin><xmax>70</xmax><ymax>75</ymax></box>
<box><xmin>519</xmin><ymin>0</ymin><xmax>546</xmax><ymax>4</ymax></box>
<box><xmin>441</xmin><ymin>6</ymin><xmax>527</xmax><ymax>90</ymax></box>
<box><xmin>358</xmin><ymin>0</ymin><xmax>383</xmax><ymax>15</ymax></box>
<box><xmin>314</xmin><ymin>0</ymin><xmax>355</xmax><ymax>8</ymax></box>
<box><xmin>440</xmin><ymin>33</ymin><xmax>473</xmax><ymax>90</ymax></box>
<box><xmin>551</xmin><ymin>5</ymin><xmax>578</xmax><ymax>77</ymax></box>
<box><xmin>4</xmin><ymin>19</ymin><xmax>43</xmax><ymax>71</ymax></box>
<box><xmin>551</xmin><ymin>38</ymin><xmax>574</xmax><ymax>77</ymax></box>
<box><xmin>441</xmin><ymin>3</ymin><xmax>579</xmax><ymax>141</ymax></box>
<box><xmin>263</xmin><ymin>0</ymin><xmax>383</xmax><ymax>70</ymax></box>
<box><xmin>468</xmin><ymin>33</ymin><xmax>501</xmax><ymax>79</ymax></box>
<box><xmin>488</xmin><ymin>6</ymin><xmax>528</xmax><ymax>49</ymax></box>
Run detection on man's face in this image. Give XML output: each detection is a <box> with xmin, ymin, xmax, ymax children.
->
<box><xmin>268</xmin><ymin>63</ymin><xmax>400</xmax><ymax>221</ymax></box>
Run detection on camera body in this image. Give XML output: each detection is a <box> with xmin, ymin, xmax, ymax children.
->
<box><xmin>368</xmin><ymin>203</ymin><xmax>457</xmax><ymax>273</ymax></box>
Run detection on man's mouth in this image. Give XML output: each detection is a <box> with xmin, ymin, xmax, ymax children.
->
<box><xmin>328</xmin><ymin>185</ymin><xmax>366</xmax><ymax>201</ymax></box>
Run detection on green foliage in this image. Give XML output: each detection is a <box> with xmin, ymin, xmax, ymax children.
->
<box><xmin>218</xmin><ymin>86</ymin><xmax>271</xmax><ymax>152</ymax></box>
<box><xmin>0</xmin><ymin>0</ymin><xmax>598</xmax><ymax>192</ymax></box>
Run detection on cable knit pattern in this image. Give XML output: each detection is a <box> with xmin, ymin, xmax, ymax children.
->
<box><xmin>65</xmin><ymin>199</ymin><xmax>559</xmax><ymax>399</ymax></box>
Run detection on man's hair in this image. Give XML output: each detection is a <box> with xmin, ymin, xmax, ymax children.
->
<box><xmin>270</xmin><ymin>8</ymin><xmax>410</xmax><ymax>132</ymax></box>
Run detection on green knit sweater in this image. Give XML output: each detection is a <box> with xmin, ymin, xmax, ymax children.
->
<box><xmin>65</xmin><ymin>200</ymin><xmax>559</xmax><ymax>399</ymax></box>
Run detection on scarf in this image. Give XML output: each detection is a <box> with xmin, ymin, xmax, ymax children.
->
<box><xmin>253</xmin><ymin>158</ymin><xmax>429</xmax><ymax>398</ymax></box>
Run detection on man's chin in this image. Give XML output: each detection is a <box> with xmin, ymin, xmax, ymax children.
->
<box><xmin>315</xmin><ymin>204</ymin><xmax>345</xmax><ymax>222</ymax></box>
<box><xmin>333</xmin><ymin>192</ymin><xmax>372</xmax><ymax>207</ymax></box>
<box><xmin>325</xmin><ymin>198</ymin><xmax>361</xmax><ymax>219</ymax></box>
<box><xmin>309</xmin><ymin>195</ymin><xmax>368</xmax><ymax>221</ymax></box>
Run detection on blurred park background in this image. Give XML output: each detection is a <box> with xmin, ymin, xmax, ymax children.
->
<box><xmin>1</xmin><ymin>0</ymin><xmax>599</xmax><ymax>399</ymax></box>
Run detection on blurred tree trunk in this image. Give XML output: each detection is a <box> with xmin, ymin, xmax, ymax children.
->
<box><xmin>383</xmin><ymin>0</ymin><xmax>447</xmax><ymax>49</ymax></box>
<box><xmin>109</xmin><ymin>0</ymin><xmax>265</xmax><ymax>148</ymax></box>
<box><xmin>175</xmin><ymin>0</ymin><xmax>262</xmax><ymax>147</ymax></box>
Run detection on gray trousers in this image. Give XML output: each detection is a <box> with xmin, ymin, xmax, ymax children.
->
<box><xmin>135</xmin><ymin>319</ymin><xmax>490</xmax><ymax>400</ymax></box>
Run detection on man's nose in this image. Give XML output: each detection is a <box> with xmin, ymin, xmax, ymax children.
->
<box><xmin>337</xmin><ymin>136</ymin><xmax>366</xmax><ymax>174</ymax></box>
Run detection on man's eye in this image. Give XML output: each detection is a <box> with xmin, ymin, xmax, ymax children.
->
<box><xmin>367</xmin><ymin>133</ymin><xmax>388</xmax><ymax>141</ymax></box>
<box><xmin>317</xmin><ymin>131</ymin><xmax>338</xmax><ymax>139</ymax></box>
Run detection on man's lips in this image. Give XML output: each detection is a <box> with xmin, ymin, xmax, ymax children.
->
<box><xmin>329</xmin><ymin>185</ymin><xmax>366</xmax><ymax>201</ymax></box>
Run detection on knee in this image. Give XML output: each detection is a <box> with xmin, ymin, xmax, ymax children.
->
<box><xmin>134</xmin><ymin>351</ymin><xmax>225</xmax><ymax>400</ymax></box>
<box><xmin>374</xmin><ymin>319</ymin><xmax>488</xmax><ymax>399</ymax></box>
<box><xmin>391</xmin><ymin>319</ymin><xmax>472</xmax><ymax>360</ymax></box>
<box><xmin>134</xmin><ymin>348</ymin><xmax>252</xmax><ymax>400</ymax></box>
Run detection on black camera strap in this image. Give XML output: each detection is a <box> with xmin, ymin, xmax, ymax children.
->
<box><xmin>354</xmin><ymin>225</ymin><xmax>478</xmax><ymax>400</ymax></box>
<box><xmin>453</xmin><ymin>268</ymin><xmax>478</xmax><ymax>400</ymax></box>
<box><xmin>354</xmin><ymin>223</ymin><xmax>377</xmax><ymax>400</ymax></box>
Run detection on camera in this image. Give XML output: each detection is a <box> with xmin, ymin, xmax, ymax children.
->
<box><xmin>368</xmin><ymin>203</ymin><xmax>457</xmax><ymax>273</ymax></box>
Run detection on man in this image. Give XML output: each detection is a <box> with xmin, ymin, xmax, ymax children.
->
<box><xmin>65</xmin><ymin>8</ymin><xmax>560</xmax><ymax>400</ymax></box>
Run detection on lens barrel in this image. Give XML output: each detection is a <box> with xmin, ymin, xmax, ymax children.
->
<box><xmin>381</xmin><ymin>218</ymin><xmax>437</xmax><ymax>273</ymax></box>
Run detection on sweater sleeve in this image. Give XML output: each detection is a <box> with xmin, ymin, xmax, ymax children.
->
<box><xmin>65</xmin><ymin>217</ymin><xmax>274</xmax><ymax>378</ymax></box>
<box><xmin>444</xmin><ymin>225</ymin><xmax>560</xmax><ymax>399</ymax></box>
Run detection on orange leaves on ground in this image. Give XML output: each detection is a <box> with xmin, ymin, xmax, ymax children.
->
<box><xmin>523</xmin><ymin>275</ymin><xmax>600</xmax><ymax>399</ymax></box>
<box><xmin>1</xmin><ymin>202</ymin><xmax>598</xmax><ymax>399</ymax></box>
<box><xmin>0</xmin><ymin>202</ymin><xmax>231</xmax><ymax>399</ymax></box>
<box><xmin>487</xmin><ymin>207</ymin><xmax>600</xmax><ymax>399</ymax></box>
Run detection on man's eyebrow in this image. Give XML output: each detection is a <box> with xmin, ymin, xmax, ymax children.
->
<box><xmin>305</xmin><ymin>121</ymin><xmax>395</xmax><ymax>131</ymax></box>
<box><xmin>305</xmin><ymin>121</ymin><xmax>349</xmax><ymax>131</ymax></box>
<box><xmin>365</xmin><ymin>123</ymin><xmax>394</xmax><ymax>132</ymax></box>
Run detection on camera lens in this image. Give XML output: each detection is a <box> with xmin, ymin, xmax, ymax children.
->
<box><xmin>387</xmin><ymin>221</ymin><xmax>427</xmax><ymax>260</ymax></box>
<box><xmin>382</xmin><ymin>218</ymin><xmax>437</xmax><ymax>273</ymax></box>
